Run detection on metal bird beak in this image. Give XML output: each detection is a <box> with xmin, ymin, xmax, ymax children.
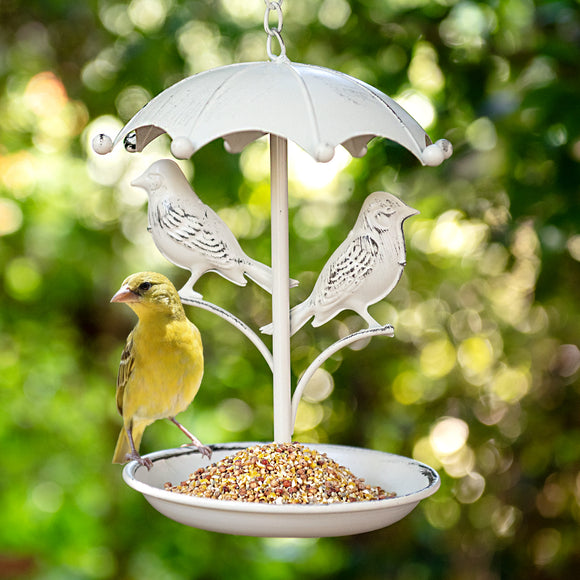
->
<box><xmin>130</xmin><ymin>172</ymin><xmax>148</xmax><ymax>189</ymax></box>
<box><xmin>111</xmin><ymin>285</ymin><xmax>139</xmax><ymax>303</ymax></box>
<box><xmin>403</xmin><ymin>206</ymin><xmax>420</xmax><ymax>219</ymax></box>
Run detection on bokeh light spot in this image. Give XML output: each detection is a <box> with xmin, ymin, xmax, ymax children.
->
<box><xmin>318</xmin><ymin>0</ymin><xmax>351</xmax><ymax>30</ymax></box>
<box><xmin>492</xmin><ymin>366</ymin><xmax>530</xmax><ymax>403</ymax></box>
<box><xmin>532</xmin><ymin>528</ymin><xmax>562</xmax><ymax>567</ymax></box>
<box><xmin>294</xmin><ymin>401</ymin><xmax>324</xmax><ymax>433</ymax></box>
<box><xmin>0</xmin><ymin>152</ymin><xmax>37</xmax><ymax>195</ymax></box>
<box><xmin>24</xmin><ymin>72</ymin><xmax>68</xmax><ymax>117</ymax></box>
<box><xmin>0</xmin><ymin>199</ymin><xmax>23</xmax><ymax>236</ymax></box>
<box><xmin>567</xmin><ymin>234</ymin><xmax>580</xmax><ymax>262</ymax></box>
<box><xmin>466</xmin><ymin>117</ymin><xmax>498</xmax><ymax>151</ymax></box>
<box><xmin>395</xmin><ymin>90</ymin><xmax>436</xmax><ymax>129</ymax></box>
<box><xmin>30</xmin><ymin>481</ymin><xmax>63</xmax><ymax>513</ymax></box>
<box><xmin>491</xmin><ymin>504</ymin><xmax>521</xmax><ymax>538</ymax></box>
<box><xmin>424</xmin><ymin>497</ymin><xmax>461</xmax><ymax>530</ymax></box>
<box><xmin>458</xmin><ymin>336</ymin><xmax>494</xmax><ymax>375</ymax></box>
<box><xmin>393</xmin><ymin>370</ymin><xmax>425</xmax><ymax>405</ymax></box>
<box><xmin>216</xmin><ymin>398</ymin><xmax>254</xmax><ymax>432</ymax></box>
<box><xmin>301</xmin><ymin>368</ymin><xmax>334</xmax><ymax>403</ymax></box>
<box><xmin>408</xmin><ymin>42</ymin><xmax>445</xmax><ymax>94</ymax></box>
<box><xmin>289</xmin><ymin>142</ymin><xmax>352</xmax><ymax>193</ymax></box>
<box><xmin>420</xmin><ymin>338</ymin><xmax>456</xmax><ymax>379</ymax></box>
<box><xmin>128</xmin><ymin>0</ymin><xmax>171</xmax><ymax>33</ymax></box>
<box><xmin>455</xmin><ymin>472</ymin><xmax>485</xmax><ymax>504</ymax></box>
<box><xmin>430</xmin><ymin>417</ymin><xmax>469</xmax><ymax>456</ymax></box>
<box><xmin>5</xmin><ymin>258</ymin><xmax>43</xmax><ymax>301</ymax></box>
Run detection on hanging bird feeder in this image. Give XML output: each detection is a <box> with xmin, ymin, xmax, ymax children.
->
<box><xmin>94</xmin><ymin>0</ymin><xmax>449</xmax><ymax>537</ymax></box>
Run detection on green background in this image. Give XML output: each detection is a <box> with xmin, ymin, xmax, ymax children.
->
<box><xmin>1</xmin><ymin>0</ymin><xmax>579</xmax><ymax>578</ymax></box>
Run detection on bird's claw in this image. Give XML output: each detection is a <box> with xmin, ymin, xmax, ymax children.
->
<box><xmin>180</xmin><ymin>442</ymin><xmax>213</xmax><ymax>460</ymax></box>
<box><xmin>199</xmin><ymin>445</ymin><xmax>213</xmax><ymax>460</ymax></box>
<box><xmin>178</xmin><ymin>288</ymin><xmax>204</xmax><ymax>302</ymax></box>
<box><xmin>125</xmin><ymin>453</ymin><xmax>153</xmax><ymax>470</ymax></box>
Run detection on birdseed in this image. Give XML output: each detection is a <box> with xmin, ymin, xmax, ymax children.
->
<box><xmin>164</xmin><ymin>442</ymin><xmax>395</xmax><ymax>504</ymax></box>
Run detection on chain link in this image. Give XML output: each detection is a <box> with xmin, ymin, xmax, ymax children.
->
<box><xmin>263</xmin><ymin>0</ymin><xmax>286</xmax><ymax>61</ymax></box>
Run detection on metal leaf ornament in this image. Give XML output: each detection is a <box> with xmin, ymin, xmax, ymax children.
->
<box><xmin>262</xmin><ymin>192</ymin><xmax>418</xmax><ymax>336</ymax></box>
<box><xmin>132</xmin><ymin>159</ymin><xmax>298</xmax><ymax>300</ymax></box>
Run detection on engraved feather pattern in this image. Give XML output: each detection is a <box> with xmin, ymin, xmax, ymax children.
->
<box><xmin>317</xmin><ymin>234</ymin><xmax>380</xmax><ymax>309</ymax></box>
<box><xmin>157</xmin><ymin>201</ymin><xmax>233</xmax><ymax>264</ymax></box>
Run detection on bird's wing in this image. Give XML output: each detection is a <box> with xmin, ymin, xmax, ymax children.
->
<box><xmin>116</xmin><ymin>329</ymin><xmax>136</xmax><ymax>416</ymax></box>
<box><xmin>156</xmin><ymin>199</ymin><xmax>231</xmax><ymax>261</ymax></box>
<box><xmin>318</xmin><ymin>234</ymin><xmax>380</xmax><ymax>306</ymax></box>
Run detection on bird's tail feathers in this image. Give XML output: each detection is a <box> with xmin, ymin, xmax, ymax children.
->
<box><xmin>112</xmin><ymin>423</ymin><xmax>146</xmax><ymax>465</ymax></box>
<box><xmin>245</xmin><ymin>259</ymin><xmax>299</xmax><ymax>294</ymax></box>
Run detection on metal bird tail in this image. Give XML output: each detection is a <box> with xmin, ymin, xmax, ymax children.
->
<box><xmin>245</xmin><ymin>258</ymin><xmax>299</xmax><ymax>294</ymax></box>
<box><xmin>112</xmin><ymin>423</ymin><xmax>146</xmax><ymax>464</ymax></box>
<box><xmin>289</xmin><ymin>300</ymin><xmax>315</xmax><ymax>336</ymax></box>
<box><xmin>261</xmin><ymin>299</ymin><xmax>313</xmax><ymax>336</ymax></box>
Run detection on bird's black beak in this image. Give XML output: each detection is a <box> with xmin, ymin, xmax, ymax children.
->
<box><xmin>111</xmin><ymin>284</ymin><xmax>140</xmax><ymax>303</ymax></box>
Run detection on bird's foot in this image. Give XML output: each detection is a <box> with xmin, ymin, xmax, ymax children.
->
<box><xmin>125</xmin><ymin>452</ymin><xmax>153</xmax><ymax>470</ymax></box>
<box><xmin>358</xmin><ymin>322</ymin><xmax>394</xmax><ymax>337</ymax></box>
<box><xmin>180</xmin><ymin>442</ymin><xmax>213</xmax><ymax>460</ymax></box>
<box><xmin>170</xmin><ymin>417</ymin><xmax>212</xmax><ymax>459</ymax></box>
<box><xmin>198</xmin><ymin>444</ymin><xmax>213</xmax><ymax>460</ymax></box>
<box><xmin>178</xmin><ymin>287</ymin><xmax>204</xmax><ymax>302</ymax></box>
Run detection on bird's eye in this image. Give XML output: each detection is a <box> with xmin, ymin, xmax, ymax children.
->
<box><xmin>139</xmin><ymin>282</ymin><xmax>152</xmax><ymax>291</ymax></box>
<box><xmin>150</xmin><ymin>175</ymin><xmax>161</xmax><ymax>190</ymax></box>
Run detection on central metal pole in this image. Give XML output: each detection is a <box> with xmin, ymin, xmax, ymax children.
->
<box><xmin>270</xmin><ymin>134</ymin><xmax>292</xmax><ymax>443</ymax></box>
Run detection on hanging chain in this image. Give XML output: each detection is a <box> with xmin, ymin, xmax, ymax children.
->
<box><xmin>263</xmin><ymin>0</ymin><xmax>287</xmax><ymax>61</ymax></box>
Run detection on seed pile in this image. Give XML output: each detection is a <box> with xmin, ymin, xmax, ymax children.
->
<box><xmin>164</xmin><ymin>443</ymin><xmax>395</xmax><ymax>504</ymax></box>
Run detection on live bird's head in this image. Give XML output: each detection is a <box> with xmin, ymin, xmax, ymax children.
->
<box><xmin>131</xmin><ymin>159</ymin><xmax>189</xmax><ymax>197</ymax></box>
<box><xmin>111</xmin><ymin>271</ymin><xmax>185</xmax><ymax>319</ymax></box>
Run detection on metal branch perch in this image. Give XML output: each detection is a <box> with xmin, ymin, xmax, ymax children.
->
<box><xmin>291</xmin><ymin>324</ymin><xmax>395</xmax><ymax>432</ymax></box>
<box><xmin>180</xmin><ymin>296</ymin><xmax>274</xmax><ymax>371</ymax></box>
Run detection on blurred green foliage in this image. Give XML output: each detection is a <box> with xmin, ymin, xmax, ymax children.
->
<box><xmin>1</xmin><ymin>0</ymin><xmax>579</xmax><ymax>579</ymax></box>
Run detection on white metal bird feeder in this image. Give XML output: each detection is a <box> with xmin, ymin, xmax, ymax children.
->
<box><xmin>94</xmin><ymin>0</ymin><xmax>450</xmax><ymax>537</ymax></box>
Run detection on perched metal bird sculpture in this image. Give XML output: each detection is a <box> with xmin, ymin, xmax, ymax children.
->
<box><xmin>261</xmin><ymin>191</ymin><xmax>419</xmax><ymax>336</ymax></box>
<box><xmin>132</xmin><ymin>159</ymin><xmax>297</xmax><ymax>300</ymax></box>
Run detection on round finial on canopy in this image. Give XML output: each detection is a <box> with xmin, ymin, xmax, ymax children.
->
<box><xmin>421</xmin><ymin>144</ymin><xmax>444</xmax><ymax>166</ymax></box>
<box><xmin>92</xmin><ymin>133</ymin><xmax>113</xmax><ymax>155</ymax></box>
<box><xmin>422</xmin><ymin>138</ymin><xmax>453</xmax><ymax>167</ymax></box>
<box><xmin>436</xmin><ymin>138</ymin><xmax>453</xmax><ymax>160</ymax></box>
<box><xmin>171</xmin><ymin>136</ymin><xmax>195</xmax><ymax>159</ymax></box>
<box><xmin>315</xmin><ymin>143</ymin><xmax>335</xmax><ymax>163</ymax></box>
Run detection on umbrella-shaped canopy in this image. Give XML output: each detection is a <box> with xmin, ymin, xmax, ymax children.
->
<box><xmin>93</xmin><ymin>58</ymin><xmax>451</xmax><ymax>166</ymax></box>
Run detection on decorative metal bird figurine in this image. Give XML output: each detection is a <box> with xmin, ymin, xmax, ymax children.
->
<box><xmin>131</xmin><ymin>159</ymin><xmax>297</xmax><ymax>300</ymax></box>
<box><xmin>111</xmin><ymin>272</ymin><xmax>210</xmax><ymax>469</ymax></box>
<box><xmin>261</xmin><ymin>192</ymin><xmax>419</xmax><ymax>336</ymax></box>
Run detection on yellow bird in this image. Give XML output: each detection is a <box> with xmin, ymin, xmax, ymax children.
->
<box><xmin>110</xmin><ymin>272</ymin><xmax>210</xmax><ymax>469</ymax></box>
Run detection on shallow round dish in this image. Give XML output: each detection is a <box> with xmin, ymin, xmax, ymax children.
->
<box><xmin>122</xmin><ymin>442</ymin><xmax>440</xmax><ymax>537</ymax></box>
